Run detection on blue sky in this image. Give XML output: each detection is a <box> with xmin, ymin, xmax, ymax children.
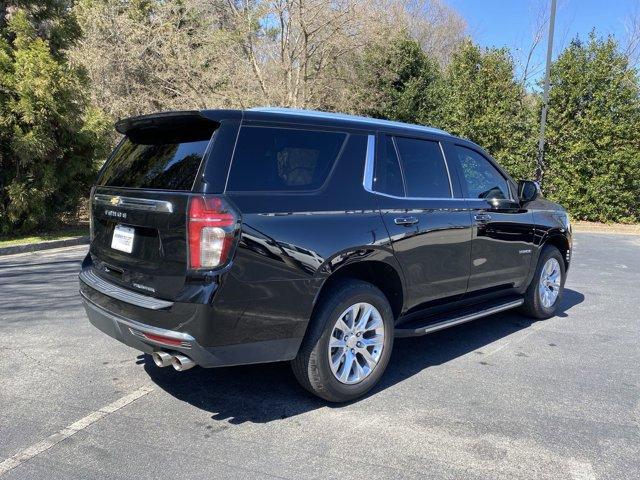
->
<box><xmin>447</xmin><ymin>0</ymin><xmax>638</xmax><ymax>85</ymax></box>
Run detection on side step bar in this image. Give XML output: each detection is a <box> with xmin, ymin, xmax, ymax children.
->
<box><xmin>394</xmin><ymin>299</ymin><xmax>524</xmax><ymax>338</ymax></box>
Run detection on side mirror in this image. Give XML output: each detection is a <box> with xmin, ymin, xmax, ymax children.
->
<box><xmin>518</xmin><ymin>180</ymin><xmax>540</xmax><ymax>204</ymax></box>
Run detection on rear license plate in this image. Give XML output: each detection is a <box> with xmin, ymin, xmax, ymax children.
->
<box><xmin>111</xmin><ymin>225</ymin><xmax>135</xmax><ymax>253</ymax></box>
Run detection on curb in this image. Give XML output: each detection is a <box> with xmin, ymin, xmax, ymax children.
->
<box><xmin>573</xmin><ymin>227</ymin><xmax>640</xmax><ymax>236</ymax></box>
<box><xmin>0</xmin><ymin>236</ymin><xmax>90</xmax><ymax>256</ymax></box>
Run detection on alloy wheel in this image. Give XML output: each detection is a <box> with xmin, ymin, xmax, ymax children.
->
<box><xmin>328</xmin><ymin>302</ymin><xmax>385</xmax><ymax>385</ymax></box>
<box><xmin>539</xmin><ymin>257</ymin><xmax>561</xmax><ymax>308</ymax></box>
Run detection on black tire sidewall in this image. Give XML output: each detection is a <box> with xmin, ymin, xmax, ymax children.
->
<box><xmin>528</xmin><ymin>246</ymin><xmax>566</xmax><ymax>318</ymax></box>
<box><xmin>308</xmin><ymin>282</ymin><xmax>394</xmax><ymax>402</ymax></box>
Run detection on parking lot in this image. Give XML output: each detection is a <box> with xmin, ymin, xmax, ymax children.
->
<box><xmin>1</xmin><ymin>232</ymin><xmax>638</xmax><ymax>479</ymax></box>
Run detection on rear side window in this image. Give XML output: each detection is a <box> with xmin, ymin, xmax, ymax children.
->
<box><xmin>373</xmin><ymin>136</ymin><xmax>451</xmax><ymax>198</ymax></box>
<box><xmin>454</xmin><ymin>146</ymin><xmax>510</xmax><ymax>200</ymax></box>
<box><xmin>394</xmin><ymin>137</ymin><xmax>450</xmax><ymax>198</ymax></box>
<box><xmin>99</xmin><ymin>128</ymin><xmax>214</xmax><ymax>190</ymax></box>
<box><xmin>227</xmin><ymin>126</ymin><xmax>346</xmax><ymax>192</ymax></box>
<box><xmin>373</xmin><ymin>136</ymin><xmax>405</xmax><ymax>196</ymax></box>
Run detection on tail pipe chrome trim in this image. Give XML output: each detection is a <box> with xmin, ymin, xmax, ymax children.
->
<box><xmin>152</xmin><ymin>351</ymin><xmax>196</xmax><ymax>371</ymax></box>
<box><xmin>152</xmin><ymin>351</ymin><xmax>173</xmax><ymax>368</ymax></box>
<box><xmin>171</xmin><ymin>354</ymin><xmax>196</xmax><ymax>371</ymax></box>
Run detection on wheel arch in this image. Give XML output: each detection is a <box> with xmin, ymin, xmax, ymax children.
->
<box><xmin>312</xmin><ymin>259</ymin><xmax>405</xmax><ymax>324</ymax></box>
<box><xmin>542</xmin><ymin>233</ymin><xmax>571</xmax><ymax>269</ymax></box>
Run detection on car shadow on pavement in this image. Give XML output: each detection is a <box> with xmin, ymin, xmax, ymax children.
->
<box><xmin>144</xmin><ymin>288</ymin><xmax>584</xmax><ymax>424</ymax></box>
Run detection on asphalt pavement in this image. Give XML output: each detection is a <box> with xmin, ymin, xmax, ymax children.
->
<box><xmin>1</xmin><ymin>233</ymin><xmax>638</xmax><ymax>479</ymax></box>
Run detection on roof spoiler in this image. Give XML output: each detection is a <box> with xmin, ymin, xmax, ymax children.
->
<box><xmin>115</xmin><ymin>111</ymin><xmax>218</xmax><ymax>136</ymax></box>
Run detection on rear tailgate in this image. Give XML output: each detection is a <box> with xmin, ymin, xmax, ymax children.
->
<box><xmin>90</xmin><ymin>188</ymin><xmax>191</xmax><ymax>300</ymax></box>
<box><xmin>87</xmin><ymin>112</ymin><xmax>219</xmax><ymax>301</ymax></box>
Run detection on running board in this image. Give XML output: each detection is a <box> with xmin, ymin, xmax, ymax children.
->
<box><xmin>394</xmin><ymin>298</ymin><xmax>524</xmax><ymax>338</ymax></box>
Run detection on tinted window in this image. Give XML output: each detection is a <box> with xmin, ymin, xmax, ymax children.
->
<box><xmin>227</xmin><ymin>127</ymin><xmax>345</xmax><ymax>192</ymax></box>
<box><xmin>394</xmin><ymin>137</ymin><xmax>450</xmax><ymax>198</ymax></box>
<box><xmin>373</xmin><ymin>136</ymin><xmax>405</xmax><ymax>196</ymax></box>
<box><xmin>99</xmin><ymin>130</ymin><xmax>213</xmax><ymax>190</ymax></box>
<box><xmin>454</xmin><ymin>146</ymin><xmax>510</xmax><ymax>200</ymax></box>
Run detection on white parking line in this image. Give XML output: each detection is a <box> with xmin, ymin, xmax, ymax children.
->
<box><xmin>0</xmin><ymin>386</ymin><xmax>153</xmax><ymax>477</ymax></box>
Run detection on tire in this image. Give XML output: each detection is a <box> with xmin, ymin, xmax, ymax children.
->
<box><xmin>521</xmin><ymin>245</ymin><xmax>566</xmax><ymax>319</ymax></box>
<box><xmin>291</xmin><ymin>279</ymin><xmax>394</xmax><ymax>402</ymax></box>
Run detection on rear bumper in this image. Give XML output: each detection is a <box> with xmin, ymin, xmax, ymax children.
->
<box><xmin>79</xmin><ymin>275</ymin><xmax>302</xmax><ymax>368</ymax></box>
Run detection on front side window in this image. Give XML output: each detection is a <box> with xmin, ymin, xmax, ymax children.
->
<box><xmin>454</xmin><ymin>146</ymin><xmax>510</xmax><ymax>200</ymax></box>
<box><xmin>394</xmin><ymin>137</ymin><xmax>451</xmax><ymax>198</ymax></box>
<box><xmin>227</xmin><ymin>126</ymin><xmax>346</xmax><ymax>192</ymax></box>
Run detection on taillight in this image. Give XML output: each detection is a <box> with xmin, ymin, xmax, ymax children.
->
<box><xmin>187</xmin><ymin>195</ymin><xmax>238</xmax><ymax>269</ymax></box>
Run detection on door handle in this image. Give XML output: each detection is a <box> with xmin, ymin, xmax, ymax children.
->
<box><xmin>474</xmin><ymin>213</ymin><xmax>492</xmax><ymax>223</ymax></box>
<box><xmin>394</xmin><ymin>216</ymin><xmax>419</xmax><ymax>226</ymax></box>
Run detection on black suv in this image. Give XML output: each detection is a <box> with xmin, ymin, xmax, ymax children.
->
<box><xmin>79</xmin><ymin>108</ymin><xmax>571</xmax><ymax>402</ymax></box>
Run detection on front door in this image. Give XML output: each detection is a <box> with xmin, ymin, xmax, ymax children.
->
<box><xmin>371</xmin><ymin>134</ymin><xmax>473</xmax><ymax>312</ymax></box>
<box><xmin>446</xmin><ymin>143</ymin><xmax>535</xmax><ymax>293</ymax></box>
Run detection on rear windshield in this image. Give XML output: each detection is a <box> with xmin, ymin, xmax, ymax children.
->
<box><xmin>98</xmin><ymin>128</ymin><xmax>214</xmax><ymax>190</ymax></box>
<box><xmin>227</xmin><ymin>126</ymin><xmax>346</xmax><ymax>192</ymax></box>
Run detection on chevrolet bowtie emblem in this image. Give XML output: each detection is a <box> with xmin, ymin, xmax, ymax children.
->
<box><xmin>110</xmin><ymin>196</ymin><xmax>121</xmax><ymax>206</ymax></box>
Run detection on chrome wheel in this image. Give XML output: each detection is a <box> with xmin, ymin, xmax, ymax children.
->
<box><xmin>328</xmin><ymin>302</ymin><xmax>385</xmax><ymax>385</ymax></box>
<box><xmin>539</xmin><ymin>258</ymin><xmax>561</xmax><ymax>308</ymax></box>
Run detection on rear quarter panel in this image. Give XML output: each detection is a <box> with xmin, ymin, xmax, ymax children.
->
<box><xmin>217</xmin><ymin>132</ymin><xmax>398</xmax><ymax>343</ymax></box>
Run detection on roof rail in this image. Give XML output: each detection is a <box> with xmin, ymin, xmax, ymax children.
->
<box><xmin>248</xmin><ymin>107</ymin><xmax>450</xmax><ymax>136</ymax></box>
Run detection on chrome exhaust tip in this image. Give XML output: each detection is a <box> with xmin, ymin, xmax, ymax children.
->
<box><xmin>152</xmin><ymin>351</ymin><xmax>173</xmax><ymax>368</ymax></box>
<box><xmin>171</xmin><ymin>354</ymin><xmax>195</xmax><ymax>371</ymax></box>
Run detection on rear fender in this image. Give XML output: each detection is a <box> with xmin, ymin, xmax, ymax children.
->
<box><xmin>311</xmin><ymin>247</ymin><xmax>406</xmax><ymax>324</ymax></box>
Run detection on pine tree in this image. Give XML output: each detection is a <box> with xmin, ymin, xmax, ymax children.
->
<box><xmin>544</xmin><ymin>33</ymin><xmax>640</xmax><ymax>223</ymax></box>
<box><xmin>0</xmin><ymin>2</ymin><xmax>110</xmax><ymax>234</ymax></box>
<box><xmin>355</xmin><ymin>33</ymin><xmax>444</xmax><ymax>127</ymax></box>
<box><xmin>439</xmin><ymin>41</ymin><xmax>536</xmax><ymax>181</ymax></box>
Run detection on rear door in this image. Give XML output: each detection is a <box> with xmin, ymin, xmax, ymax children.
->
<box><xmin>89</xmin><ymin>116</ymin><xmax>218</xmax><ymax>300</ymax></box>
<box><xmin>372</xmin><ymin>134</ymin><xmax>473</xmax><ymax>312</ymax></box>
<box><xmin>445</xmin><ymin>143</ymin><xmax>535</xmax><ymax>293</ymax></box>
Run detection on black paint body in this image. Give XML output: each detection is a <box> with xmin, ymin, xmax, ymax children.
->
<box><xmin>80</xmin><ymin>109</ymin><xmax>572</xmax><ymax>367</ymax></box>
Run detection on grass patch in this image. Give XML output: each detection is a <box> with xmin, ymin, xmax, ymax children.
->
<box><xmin>0</xmin><ymin>225</ymin><xmax>89</xmax><ymax>248</ymax></box>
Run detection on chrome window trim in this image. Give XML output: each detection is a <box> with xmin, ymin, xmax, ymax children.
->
<box><xmin>94</xmin><ymin>194</ymin><xmax>173</xmax><ymax>213</ymax></box>
<box><xmin>363</xmin><ymin>134</ymin><xmax>376</xmax><ymax>191</ymax></box>
<box><xmin>363</xmin><ymin>134</ymin><xmax>468</xmax><ymax>201</ymax></box>
<box><xmin>369</xmin><ymin>190</ymin><xmax>469</xmax><ymax>201</ymax></box>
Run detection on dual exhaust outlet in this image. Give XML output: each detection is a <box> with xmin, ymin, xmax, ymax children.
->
<box><xmin>152</xmin><ymin>351</ymin><xmax>195</xmax><ymax>371</ymax></box>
